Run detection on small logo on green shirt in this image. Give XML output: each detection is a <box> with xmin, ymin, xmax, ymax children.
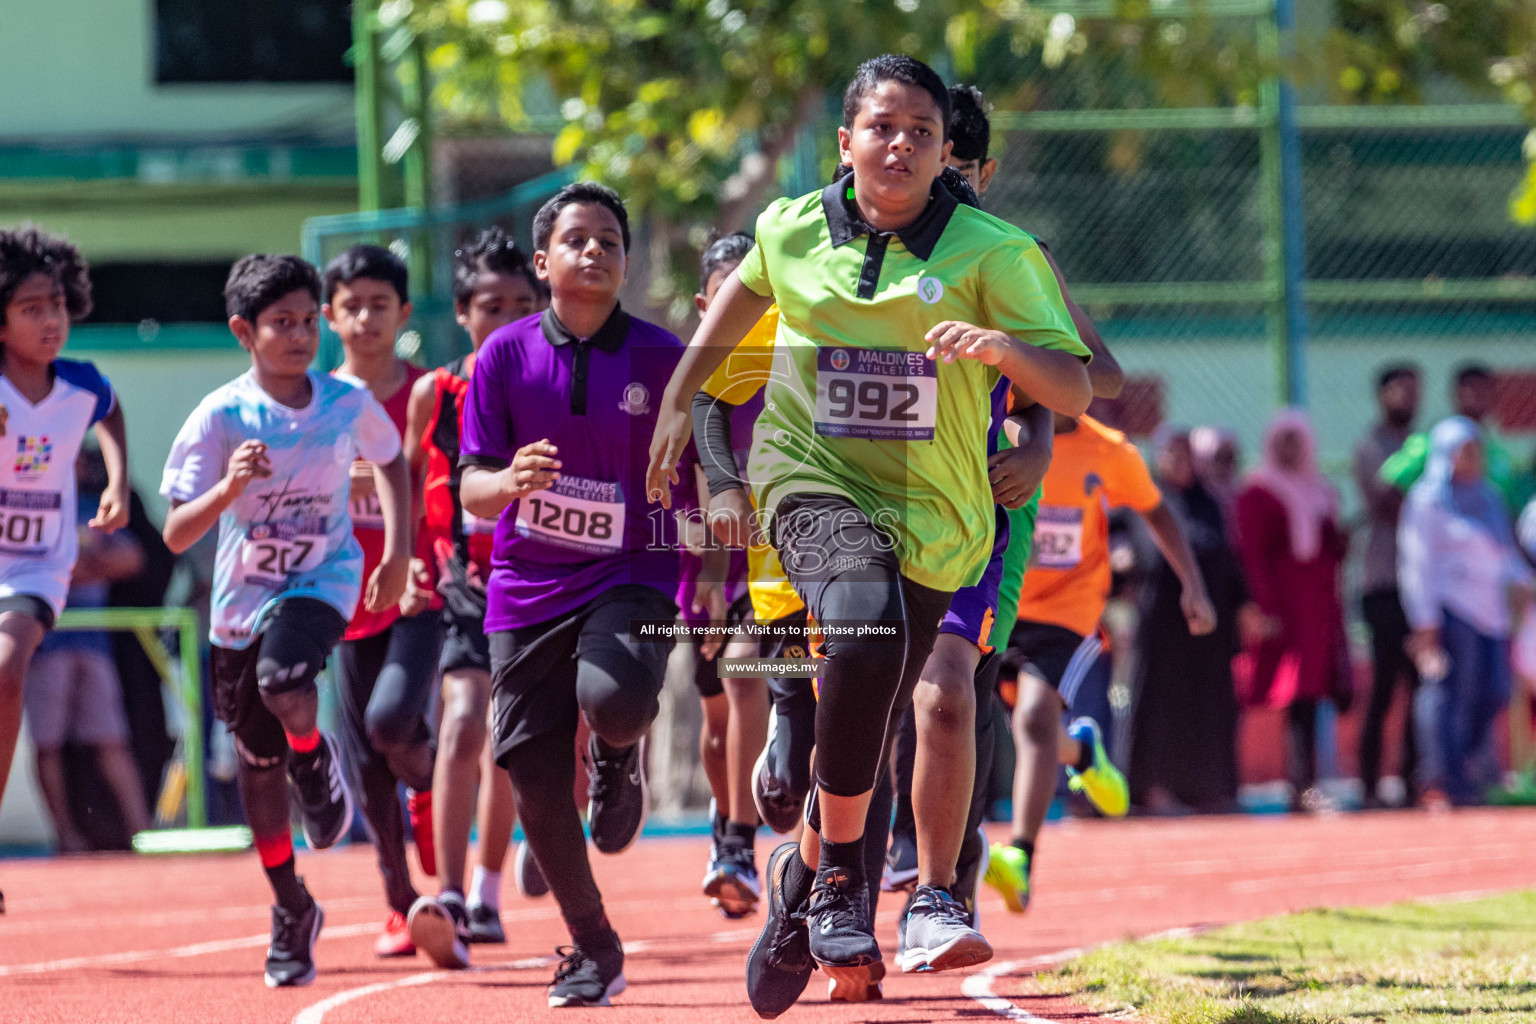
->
<box><xmin>917</xmin><ymin>276</ymin><xmax>944</xmax><ymax>304</ymax></box>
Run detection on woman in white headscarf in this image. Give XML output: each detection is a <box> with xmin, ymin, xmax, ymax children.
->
<box><xmin>1234</xmin><ymin>409</ymin><xmax>1352</xmax><ymax>811</ymax></box>
<box><xmin>1399</xmin><ymin>416</ymin><xmax>1533</xmax><ymax>805</ymax></box>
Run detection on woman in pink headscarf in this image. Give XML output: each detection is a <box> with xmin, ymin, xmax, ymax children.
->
<box><xmin>1234</xmin><ymin>409</ymin><xmax>1352</xmax><ymax>811</ymax></box>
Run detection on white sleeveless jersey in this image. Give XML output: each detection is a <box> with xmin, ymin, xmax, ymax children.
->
<box><xmin>160</xmin><ymin>370</ymin><xmax>401</xmax><ymax>649</ymax></box>
<box><xmin>0</xmin><ymin>359</ymin><xmax>116</xmax><ymax>616</ymax></box>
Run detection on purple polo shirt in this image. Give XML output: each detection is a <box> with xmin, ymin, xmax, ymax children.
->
<box><xmin>459</xmin><ymin>305</ymin><xmax>687</xmax><ymax>631</ymax></box>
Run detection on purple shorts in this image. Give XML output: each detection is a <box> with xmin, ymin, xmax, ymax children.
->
<box><xmin>940</xmin><ymin>507</ymin><xmax>1009</xmax><ymax>652</ymax></box>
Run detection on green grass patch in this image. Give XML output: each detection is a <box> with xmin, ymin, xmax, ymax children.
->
<box><xmin>1034</xmin><ymin>889</ymin><xmax>1536</xmax><ymax>1024</ymax></box>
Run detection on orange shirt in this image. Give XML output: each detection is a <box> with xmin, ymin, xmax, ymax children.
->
<box><xmin>1015</xmin><ymin>416</ymin><xmax>1162</xmax><ymax>636</ymax></box>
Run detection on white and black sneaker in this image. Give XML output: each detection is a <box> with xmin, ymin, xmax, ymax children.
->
<box><xmin>547</xmin><ymin>934</ymin><xmax>626</xmax><ymax>1007</ymax></box>
<box><xmin>265</xmin><ymin>893</ymin><xmax>324</xmax><ymax>987</ymax></box>
<box><xmin>407</xmin><ymin>890</ymin><xmax>471</xmax><ymax>969</ymax></box>
<box><xmin>288</xmin><ymin>732</ymin><xmax>353</xmax><ymax>851</ymax></box>
<box><xmin>896</xmin><ymin>884</ymin><xmax>992</xmax><ymax>973</ymax></box>
<box><xmin>586</xmin><ymin>735</ymin><xmax>647</xmax><ymax>855</ymax></box>
<box><xmin>881</xmin><ymin>829</ymin><xmax>919</xmax><ymax>893</ymax></box>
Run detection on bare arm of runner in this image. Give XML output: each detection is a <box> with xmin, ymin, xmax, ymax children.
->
<box><xmin>1139</xmin><ymin>501</ymin><xmax>1218</xmax><ymax>636</ymax></box>
<box><xmin>397</xmin><ymin>373</ymin><xmax>440</xmax><ymax>616</ymax></box>
<box><xmin>90</xmin><ymin>402</ymin><xmax>131</xmax><ymax>532</ymax></box>
<box><xmin>1039</xmin><ymin>246</ymin><xmax>1123</xmax><ymax>400</ymax></box>
<box><xmin>365</xmin><ymin>451</ymin><xmax>412</xmax><ymax>613</ymax></box>
<box><xmin>648</xmin><ymin>271</ymin><xmax>775</xmax><ymax>509</ymax></box>
<box><xmin>925</xmin><ymin>321</ymin><xmax>1092</xmax><ymax>417</ymax></box>
<box><xmin>460</xmin><ymin>440</ymin><xmax>562</xmax><ymax>521</ymax></box>
<box><xmin>162</xmin><ymin>439</ymin><xmax>271</xmax><ymax>554</ymax></box>
<box><xmin>992</xmin><ymin>401</ymin><xmax>1054</xmax><ymax>509</ymax></box>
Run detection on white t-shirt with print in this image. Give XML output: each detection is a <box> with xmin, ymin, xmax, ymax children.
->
<box><xmin>160</xmin><ymin>370</ymin><xmax>400</xmax><ymax>648</ymax></box>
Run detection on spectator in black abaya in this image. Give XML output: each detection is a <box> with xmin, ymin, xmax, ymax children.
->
<box><xmin>1129</xmin><ymin>426</ymin><xmax>1247</xmax><ymax>814</ymax></box>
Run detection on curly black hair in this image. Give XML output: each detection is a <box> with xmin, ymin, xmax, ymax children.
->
<box><xmin>699</xmin><ymin>232</ymin><xmax>754</xmax><ymax>291</ymax></box>
<box><xmin>948</xmin><ymin>85</ymin><xmax>991</xmax><ymax>163</ymax></box>
<box><xmin>224</xmin><ymin>254</ymin><xmax>321</xmax><ymax>323</ymax></box>
<box><xmin>452</xmin><ymin>227</ymin><xmax>539</xmax><ymax>306</ymax></box>
<box><xmin>0</xmin><ymin>225</ymin><xmax>92</xmax><ymax>327</ymax></box>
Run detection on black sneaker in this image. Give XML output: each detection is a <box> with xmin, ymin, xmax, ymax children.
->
<box><xmin>745</xmin><ymin>841</ymin><xmax>816</xmax><ymax>1019</ymax></box>
<box><xmin>806</xmin><ymin>862</ymin><xmax>880</xmax><ymax>996</ymax></box>
<box><xmin>264</xmin><ymin>893</ymin><xmax>323</xmax><ymax>988</ymax></box>
<box><xmin>407</xmin><ymin>890</ymin><xmax>471</xmax><ymax>969</ymax></box>
<box><xmin>288</xmin><ymin>732</ymin><xmax>353</xmax><ymax>851</ymax></box>
<box><xmin>547</xmin><ymin>935</ymin><xmax>626</xmax><ymax>1007</ymax></box>
<box><xmin>896</xmin><ymin>884</ymin><xmax>993</xmax><ymax>973</ymax></box>
<box><xmin>703</xmin><ymin>841</ymin><xmax>761</xmax><ymax>919</ymax></box>
<box><xmin>586</xmin><ymin>735</ymin><xmax>647</xmax><ymax>855</ymax></box>
<box><xmin>467</xmin><ymin>902</ymin><xmax>506</xmax><ymax>944</ymax></box>
<box><xmin>515</xmin><ymin>840</ymin><xmax>549</xmax><ymax>898</ymax></box>
<box><xmin>752</xmin><ymin>711</ymin><xmax>804</xmax><ymax>834</ymax></box>
<box><xmin>881</xmin><ymin>828</ymin><xmax>918</xmax><ymax>892</ymax></box>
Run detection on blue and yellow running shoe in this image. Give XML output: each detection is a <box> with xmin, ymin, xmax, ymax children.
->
<box><xmin>1065</xmin><ymin>717</ymin><xmax>1129</xmax><ymax>818</ymax></box>
<box><xmin>982</xmin><ymin>843</ymin><xmax>1031</xmax><ymax>914</ymax></box>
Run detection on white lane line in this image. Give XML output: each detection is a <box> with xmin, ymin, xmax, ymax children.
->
<box><xmin>963</xmin><ymin>927</ymin><xmax>1204</xmax><ymax>1022</ymax></box>
<box><xmin>0</xmin><ymin>921</ymin><xmax>380</xmax><ymax>978</ymax></box>
<box><xmin>291</xmin><ymin>924</ymin><xmax>760</xmax><ymax>1023</ymax></box>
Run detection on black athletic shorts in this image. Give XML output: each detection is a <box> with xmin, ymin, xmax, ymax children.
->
<box><xmin>1001</xmin><ymin>619</ymin><xmax>1103</xmax><ymax>706</ymax></box>
<box><xmin>488</xmin><ymin>584</ymin><xmax>678</xmax><ymax>765</ymax></box>
<box><xmin>210</xmin><ymin>597</ymin><xmax>348</xmax><ymax>760</ymax></box>
<box><xmin>691</xmin><ymin>591</ymin><xmax>755</xmax><ymax>699</ymax></box>
<box><xmin>0</xmin><ymin>594</ymin><xmax>55</xmax><ymax>631</ymax></box>
<box><xmin>438</xmin><ymin>557</ymin><xmax>490</xmax><ymax>676</ymax></box>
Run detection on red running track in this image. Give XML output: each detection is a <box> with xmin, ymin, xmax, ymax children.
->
<box><xmin>4</xmin><ymin>809</ymin><xmax>1536</xmax><ymax>1024</ymax></box>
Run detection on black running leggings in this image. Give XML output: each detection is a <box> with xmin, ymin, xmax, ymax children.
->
<box><xmin>337</xmin><ymin>611</ymin><xmax>442</xmax><ymax>914</ymax></box>
<box><xmin>772</xmin><ymin>493</ymin><xmax>953</xmax><ymax>800</ymax></box>
<box><xmin>489</xmin><ymin>585</ymin><xmax>677</xmax><ymax>942</ymax></box>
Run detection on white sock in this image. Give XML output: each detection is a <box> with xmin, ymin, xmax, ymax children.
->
<box><xmin>470</xmin><ymin>866</ymin><xmax>502</xmax><ymax>912</ymax></box>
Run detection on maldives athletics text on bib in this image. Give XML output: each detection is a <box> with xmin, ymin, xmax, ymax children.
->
<box><xmin>813</xmin><ymin>346</ymin><xmax>938</xmax><ymax>441</ymax></box>
<box><xmin>514</xmin><ymin>475</ymin><xmax>626</xmax><ymax>555</ymax></box>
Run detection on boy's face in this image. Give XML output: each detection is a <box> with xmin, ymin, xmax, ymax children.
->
<box><xmin>945</xmin><ymin>155</ymin><xmax>998</xmax><ymax>197</ymax></box>
<box><xmin>232</xmin><ymin>288</ymin><xmax>320</xmax><ymax>379</ymax></box>
<box><xmin>0</xmin><ymin>272</ymin><xmax>68</xmax><ymax>366</ymax></box>
<box><xmin>534</xmin><ymin>203</ymin><xmax>627</xmax><ymax>306</ymax></box>
<box><xmin>456</xmin><ymin>271</ymin><xmax>539</xmax><ymax>349</ymax></box>
<box><xmin>693</xmin><ymin>266</ymin><xmax>737</xmax><ymax>316</ymax></box>
<box><xmin>838</xmin><ymin>80</ymin><xmax>953</xmax><ymax>215</ymax></box>
<box><xmin>324</xmin><ymin>277</ymin><xmax>410</xmax><ymax>362</ymax></box>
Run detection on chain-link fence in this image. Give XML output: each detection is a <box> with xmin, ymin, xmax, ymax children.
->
<box><xmin>301</xmin><ymin>167</ymin><xmax>572</xmax><ymax>369</ymax></box>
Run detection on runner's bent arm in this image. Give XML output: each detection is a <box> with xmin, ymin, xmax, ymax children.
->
<box><xmin>648</xmin><ymin>271</ymin><xmax>774</xmax><ymax>506</ymax></box>
<box><xmin>1039</xmin><ymin>246</ymin><xmax>1123</xmax><ymax>400</ymax></box>
<box><xmin>162</xmin><ymin>439</ymin><xmax>270</xmax><ymax>554</ymax></box>
<box><xmin>364</xmin><ymin>450</ymin><xmax>412</xmax><ymax>612</ymax></box>
<box><xmin>926</xmin><ymin>322</ymin><xmax>1092</xmax><ymax>417</ymax></box>
<box><xmin>90</xmin><ymin>402</ymin><xmax>131</xmax><ymax>532</ymax></box>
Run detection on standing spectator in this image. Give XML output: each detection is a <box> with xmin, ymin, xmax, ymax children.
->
<box><xmin>24</xmin><ymin>450</ymin><xmax>152</xmax><ymax>850</ymax></box>
<box><xmin>1398</xmin><ymin>417</ymin><xmax>1533</xmax><ymax>806</ymax></box>
<box><xmin>1235</xmin><ymin>409</ymin><xmax>1352</xmax><ymax>812</ymax></box>
<box><xmin>1191</xmin><ymin>425</ymin><xmax>1242</xmax><ymax>534</ymax></box>
<box><xmin>1128</xmin><ymin>426</ymin><xmax>1247</xmax><ymax>814</ymax></box>
<box><xmin>1354</xmin><ymin>364</ymin><xmax>1422</xmax><ymax>808</ymax></box>
<box><xmin>1380</xmin><ymin>363</ymin><xmax>1522</xmax><ymax>509</ymax></box>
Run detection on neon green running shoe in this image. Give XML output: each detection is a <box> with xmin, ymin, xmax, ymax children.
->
<box><xmin>982</xmin><ymin>843</ymin><xmax>1031</xmax><ymax>914</ymax></box>
<box><xmin>1066</xmin><ymin>717</ymin><xmax>1129</xmax><ymax>818</ymax></box>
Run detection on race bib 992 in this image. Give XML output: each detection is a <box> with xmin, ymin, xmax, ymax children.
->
<box><xmin>814</xmin><ymin>347</ymin><xmax>938</xmax><ymax>441</ymax></box>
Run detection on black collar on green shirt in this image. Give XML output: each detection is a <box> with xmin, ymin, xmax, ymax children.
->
<box><xmin>540</xmin><ymin>304</ymin><xmax>630</xmax><ymax>414</ymax></box>
<box><xmin>821</xmin><ymin>173</ymin><xmax>958</xmax><ymax>298</ymax></box>
<box><xmin>540</xmin><ymin>303</ymin><xmax>630</xmax><ymax>353</ymax></box>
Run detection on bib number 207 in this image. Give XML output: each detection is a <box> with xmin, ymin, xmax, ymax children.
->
<box><xmin>251</xmin><ymin>539</ymin><xmax>315</xmax><ymax>577</ymax></box>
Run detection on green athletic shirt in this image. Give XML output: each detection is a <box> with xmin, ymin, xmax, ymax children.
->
<box><xmin>735</xmin><ymin>178</ymin><xmax>1088</xmax><ymax>593</ymax></box>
